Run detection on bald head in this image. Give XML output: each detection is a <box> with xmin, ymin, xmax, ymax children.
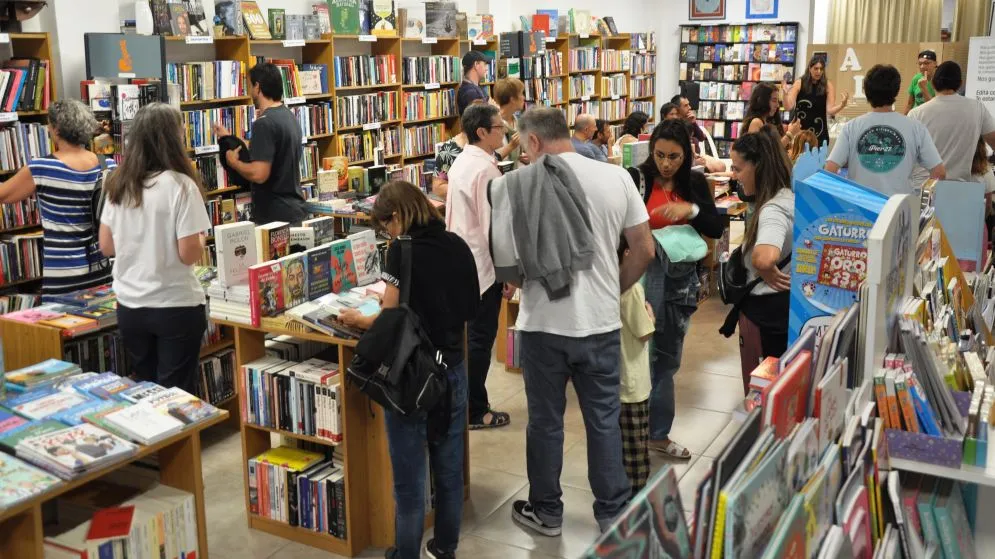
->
<box><xmin>573</xmin><ymin>113</ymin><xmax>597</xmax><ymax>141</ymax></box>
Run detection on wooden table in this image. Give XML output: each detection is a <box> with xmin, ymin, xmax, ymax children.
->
<box><xmin>0</xmin><ymin>411</ymin><xmax>229</xmax><ymax>559</ymax></box>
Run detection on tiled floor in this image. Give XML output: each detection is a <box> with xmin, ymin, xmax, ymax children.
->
<box><xmin>198</xmin><ymin>296</ymin><xmax>745</xmax><ymax>558</ymax></box>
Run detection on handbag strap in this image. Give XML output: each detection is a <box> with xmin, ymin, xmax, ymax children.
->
<box><xmin>740</xmin><ymin>251</ymin><xmax>793</xmax><ymax>296</ymax></box>
<box><xmin>397</xmin><ymin>234</ymin><xmax>413</xmax><ymax>305</ymax></box>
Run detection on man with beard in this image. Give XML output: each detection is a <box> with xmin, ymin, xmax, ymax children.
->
<box><xmin>214</xmin><ymin>63</ymin><xmax>308</xmax><ymax>225</ymax></box>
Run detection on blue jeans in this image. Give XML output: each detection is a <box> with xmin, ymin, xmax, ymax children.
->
<box><xmin>384</xmin><ymin>363</ymin><xmax>467</xmax><ymax>559</ymax></box>
<box><xmin>520</xmin><ymin>330</ymin><xmax>630</xmax><ymax>528</ymax></box>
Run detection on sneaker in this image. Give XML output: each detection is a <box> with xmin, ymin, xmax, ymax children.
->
<box><xmin>384</xmin><ymin>547</ymin><xmax>398</xmax><ymax>559</ymax></box>
<box><xmin>424</xmin><ymin>539</ymin><xmax>455</xmax><ymax>559</ymax></box>
<box><xmin>511</xmin><ymin>500</ymin><xmax>562</xmax><ymax>537</ymax></box>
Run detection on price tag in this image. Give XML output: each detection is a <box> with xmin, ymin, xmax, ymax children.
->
<box><xmin>473</xmin><ymin>39</ymin><xmax>487</xmax><ymax>46</ymax></box>
<box><xmin>358</xmin><ymin>35</ymin><xmax>377</xmax><ymax>42</ymax></box>
<box><xmin>424</xmin><ymin>82</ymin><xmax>440</xmax><ymax>90</ymax></box>
<box><xmin>0</xmin><ymin>113</ymin><xmax>17</xmax><ymax>123</ymax></box>
<box><xmin>363</xmin><ymin>122</ymin><xmax>382</xmax><ymax>131</ymax></box>
<box><xmin>611</xmin><ymin>94</ymin><xmax>620</xmax><ymax>100</ymax></box>
<box><xmin>118</xmin><ymin>72</ymin><xmax>136</xmax><ymax>78</ymax></box>
<box><xmin>185</xmin><ymin>35</ymin><xmax>214</xmax><ymax>45</ymax></box>
<box><xmin>0</xmin><ymin>34</ymin><xmax>10</xmax><ymax>44</ymax></box>
<box><xmin>282</xmin><ymin>39</ymin><xmax>306</xmax><ymax>48</ymax></box>
<box><xmin>579</xmin><ymin>33</ymin><xmax>590</xmax><ymax>39</ymax></box>
<box><xmin>581</xmin><ymin>95</ymin><xmax>590</xmax><ymax>102</ymax></box>
<box><xmin>545</xmin><ymin>37</ymin><xmax>556</xmax><ymax>43</ymax></box>
<box><xmin>284</xmin><ymin>96</ymin><xmax>306</xmax><ymax>105</ymax></box>
<box><xmin>422</xmin><ymin>37</ymin><xmax>437</xmax><ymax>44</ymax></box>
<box><xmin>195</xmin><ymin>144</ymin><xmax>219</xmax><ymax>155</ymax></box>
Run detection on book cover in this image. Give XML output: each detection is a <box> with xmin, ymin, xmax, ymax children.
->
<box><xmin>151</xmin><ymin>0</ymin><xmax>173</xmax><ymax>34</ymax></box>
<box><xmin>86</xmin><ymin>505</ymin><xmax>135</xmax><ymax>543</ymax></box>
<box><xmin>301</xmin><ymin>216</ymin><xmax>335</xmax><ymax>245</ymax></box>
<box><xmin>279</xmin><ymin>252</ymin><xmax>309</xmax><ymax>309</ymax></box>
<box><xmin>169</xmin><ymin>3</ymin><xmax>191</xmax><ymax>36</ymax></box>
<box><xmin>5</xmin><ymin>359</ymin><xmax>79</xmax><ymax>388</ymax></box>
<box><xmin>81</xmin><ymin>402</ymin><xmax>133</xmax><ymax>438</ymax></box>
<box><xmin>934</xmin><ymin>480</ymin><xmax>977</xmax><ymax>559</ymax></box>
<box><xmin>748</xmin><ymin>356</ymin><xmax>779</xmax><ymax>390</ymax></box>
<box><xmin>466</xmin><ymin>14</ymin><xmax>483</xmax><ymax>40</ymax></box>
<box><xmin>724</xmin><ymin>438</ymin><xmax>791</xmax><ymax>559</ymax></box>
<box><xmin>0</xmin><ymin>407</ymin><xmax>28</xmax><ymax>436</ymax></box>
<box><xmin>760</xmin><ymin>494</ymin><xmax>806</xmax><ymax>559</ymax></box>
<box><xmin>104</xmin><ymin>403</ymin><xmax>185</xmax><ymax>444</ymax></box>
<box><xmin>331</xmin><ymin>0</ymin><xmax>361</xmax><ymax>35</ymax></box>
<box><xmin>241</xmin><ymin>0</ymin><xmax>272</xmax><ymax>39</ymax></box>
<box><xmin>3</xmin><ymin>307</ymin><xmax>65</xmax><ymax>324</ymax></box>
<box><xmin>481</xmin><ymin>14</ymin><xmax>494</xmax><ymax>39</ymax></box>
<box><xmin>765</xmin><ymin>350</ymin><xmax>811</xmax><ymax>438</ymax></box>
<box><xmin>268</xmin><ymin>8</ymin><xmax>286</xmax><ymax>39</ymax></box>
<box><xmin>0</xmin><ymin>453</ymin><xmax>60</xmax><ymax>509</ymax></box>
<box><xmin>17</xmin><ymin>423</ymin><xmax>136</xmax><ymax>475</ymax></box>
<box><xmin>269</xmin><ymin>222</ymin><xmax>291</xmax><ymax>259</ymax></box>
<box><xmin>49</xmin><ymin>399</ymin><xmax>117</xmax><ymax>427</ymax></box>
<box><xmin>117</xmin><ymin>382</ymin><xmax>167</xmax><ymax>404</ymax></box>
<box><xmin>329</xmin><ymin>239</ymin><xmax>358</xmax><ymax>293</ymax></box>
<box><xmin>307</xmin><ymin>245</ymin><xmax>332</xmax><ymax>300</ymax></box>
<box><xmin>347</xmin><ymin>229</ymin><xmax>380</xmax><ymax>286</ymax></box>
<box><xmin>814</xmin><ymin>359</ymin><xmax>845</xmax><ymax>454</ymax></box>
<box><xmin>425</xmin><ymin>2</ymin><xmax>458</xmax><ymax>38</ymax></box>
<box><xmin>317</xmin><ymin>170</ymin><xmax>338</xmax><ymax>201</ymax></box>
<box><xmin>312</xmin><ymin>3</ymin><xmax>331</xmax><ymax>35</ymax></box>
<box><xmin>400</xmin><ymin>6</ymin><xmax>425</xmax><ymax>37</ymax></box>
<box><xmin>537</xmin><ymin>9</ymin><xmax>558</xmax><ymax>37</ymax></box>
<box><xmin>215</xmin><ymin>222</ymin><xmax>258</xmax><ymax>287</ymax></box>
<box><xmin>289</xmin><ymin>227</ymin><xmax>316</xmax><ymax>254</ymax></box>
<box><xmin>38</xmin><ymin>315</ymin><xmax>99</xmax><ymax>336</ymax></box>
<box><xmin>0</xmin><ymin>419</ymin><xmax>64</xmax><ymax>451</ymax></box>
<box><xmin>249</xmin><ymin>261</ymin><xmax>285</xmax><ymax>326</ymax></box>
<box><xmin>11</xmin><ymin>390</ymin><xmax>91</xmax><ymax>421</ymax></box>
<box><xmin>367</xmin><ymin>165</ymin><xmax>387</xmax><ymax>194</ymax></box>
<box><xmin>184</xmin><ymin>0</ymin><xmax>208</xmax><ymax>35</ymax></box>
<box><xmin>370</xmin><ymin>0</ymin><xmax>397</xmax><ymax>36</ymax></box>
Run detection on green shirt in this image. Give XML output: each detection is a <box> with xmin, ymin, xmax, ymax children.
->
<box><xmin>908</xmin><ymin>73</ymin><xmax>936</xmax><ymax>108</ymax></box>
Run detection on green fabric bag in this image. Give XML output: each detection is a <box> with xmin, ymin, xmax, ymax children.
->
<box><xmin>652</xmin><ymin>225</ymin><xmax>707</xmax><ymax>263</ymax></box>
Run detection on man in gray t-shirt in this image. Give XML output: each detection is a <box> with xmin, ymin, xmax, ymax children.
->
<box><xmin>827</xmin><ymin>64</ymin><xmax>946</xmax><ymax>197</ymax></box>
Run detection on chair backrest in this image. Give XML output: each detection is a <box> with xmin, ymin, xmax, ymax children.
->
<box><xmin>702</xmin><ymin>127</ymin><xmax>719</xmax><ymax>158</ymax></box>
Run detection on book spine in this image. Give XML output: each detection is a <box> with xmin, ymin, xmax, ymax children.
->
<box><xmin>336</xmin><ymin>476</ymin><xmax>346</xmax><ymax>538</ymax></box>
<box><xmin>288</xmin><ymin>468</ymin><xmax>299</xmax><ymax>527</ymax></box>
<box><xmin>884</xmin><ymin>371</ymin><xmax>902</xmax><ymax>430</ymax></box>
<box><xmin>874</xmin><ymin>371</ymin><xmax>892</xmax><ymax>429</ymax></box>
<box><xmin>933</xmin><ymin>503</ymin><xmax>960</xmax><ymax>559</ymax></box>
<box><xmin>896</xmin><ymin>374</ymin><xmax>919</xmax><ymax>433</ymax></box>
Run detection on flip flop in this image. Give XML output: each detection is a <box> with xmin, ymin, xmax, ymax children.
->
<box><xmin>650</xmin><ymin>439</ymin><xmax>692</xmax><ymax>459</ymax></box>
<box><xmin>469</xmin><ymin>410</ymin><xmax>511</xmax><ymax>430</ymax></box>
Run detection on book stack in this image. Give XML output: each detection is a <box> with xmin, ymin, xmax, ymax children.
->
<box><xmin>338</xmin><ymin>127</ymin><xmax>402</xmax><ymax>162</ymax></box>
<box><xmin>240</xmin><ymin>357</ymin><xmax>341</xmax><ymax>442</ymax></box>
<box><xmin>333</xmin><ymin>54</ymin><xmax>398</xmax><ymax>88</ymax></box>
<box><xmin>14</xmin><ymin>423</ymin><xmax>136</xmax><ymax>479</ymax></box>
<box><xmin>568</xmin><ymin>47</ymin><xmax>600</xmax><ymax>72</ymax></box>
<box><xmin>402</xmin><ymin>89</ymin><xmax>456</xmax><ymax>121</ymax></box>
<box><xmin>248</xmin><ymin>446</ymin><xmax>348</xmax><ymax>538</ymax></box>
<box><xmin>0</xmin><ymin>121</ymin><xmax>52</xmax><ymax>171</ymax></box>
<box><xmin>166</xmin><ymin>60</ymin><xmax>247</xmax><ymax>102</ymax></box>
<box><xmin>401</xmin><ymin>55</ymin><xmax>461</xmax><ymax>85</ymax></box>
<box><xmin>403</xmin><ymin>122</ymin><xmax>445</xmax><ymax>157</ymax></box>
<box><xmin>5</xmin><ymin>358</ymin><xmax>81</xmax><ymax>391</ymax></box>
<box><xmin>0</xmin><ymin>58</ymin><xmax>51</xmax><ymax>113</ymax></box>
<box><xmin>181</xmin><ymin>105</ymin><xmax>255</xmax><ymax>149</ymax></box>
<box><xmin>0</xmin><ymin>452</ymin><xmax>60</xmax><ymax>510</ymax></box>
<box><xmin>194</xmin><ymin>349</ymin><xmax>237</xmax><ymax>405</ymax></box>
<box><xmin>100</xmin><ymin>403</ymin><xmax>186</xmax><ymax>445</ymax></box>
<box><xmin>290</xmin><ymin>101</ymin><xmax>334</xmax><ymax>138</ymax></box>
<box><xmin>335</xmin><ymin>91</ymin><xmax>400</xmax><ymax>128</ymax></box>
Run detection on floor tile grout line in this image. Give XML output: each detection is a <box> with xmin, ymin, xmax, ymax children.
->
<box><xmin>465</xmin><ymin>533</ymin><xmax>568</xmax><ymax>558</ymax></box>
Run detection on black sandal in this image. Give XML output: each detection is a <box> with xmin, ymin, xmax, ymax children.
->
<box><xmin>469</xmin><ymin>409</ymin><xmax>511</xmax><ymax>430</ymax></box>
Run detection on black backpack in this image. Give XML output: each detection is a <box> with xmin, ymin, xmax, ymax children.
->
<box><xmin>346</xmin><ymin>236</ymin><xmax>449</xmax><ymax>418</ymax></box>
<box><xmin>86</xmin><ymin>156</ymin><xmax>111</xmax><ymax>273</ymax></box>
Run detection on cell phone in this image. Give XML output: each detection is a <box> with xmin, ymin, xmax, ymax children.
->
<box><xmin>784</xmin><ymin>71</ymin><xmax>794</xmax><ymax>84</ymax></box>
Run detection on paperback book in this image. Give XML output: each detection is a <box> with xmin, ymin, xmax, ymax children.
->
<box><xmin>0</xmin><ymin>453</ymin><xmax>60</xmax><ymax>509</ymax></box>
<box><xmin>241</xmin><ymin>1</ymin><xmax>272</xmax><ymax>39</ymax></box>
<box><xmin>215</xmin><ymin>222</ymin><xmax>258</xmax><ymax>287</ymax></box>
<box><xmin>329</xmin><ymin>239</ymin><xmax>359</xmax><ymax>293</ymax></box>
<box><xmin>279</xmin><ymin>252</ymin><xmax>309</xmax><ymax>309</ymax></box>
<box><xmin>347</xmin><ymin>229</ymin><xmax>380</xmax><ymax>286</ymax></box>
<box><xmin>249</xmin><ymin>261</ymin><xmax>285</xmax><ymax>326</ymax></box>
<box><xmin>331</xmin><ymin>0</ymin><xmax>361</xmax><ymax>35</ymax></box>
<box><xmin>103</xmin><ymin>403</ymin><xmax>185</xmax><ymax>444</ymax></box>
<box><xmin>307</xmin><ymin>245</ymin><xmax>332</xmax><ymax>300</ymax></box>
<box><xmin>16</xmin><ymin>423</ymin><xmax>136</xmax><ymax>479</ymax></box>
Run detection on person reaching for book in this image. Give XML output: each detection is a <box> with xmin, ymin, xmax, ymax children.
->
<box><xmin>98</xmin><ymin>103</ymin><xmax>212</xmax><ymax>396</ymax></box>
<box><xmin>338</xmin><ymin>181</ymin><xmax>479</xmax><ymax>559</ymax></box>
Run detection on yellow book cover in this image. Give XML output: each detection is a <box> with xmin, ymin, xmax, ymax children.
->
<box><xmin>254</xmin><ymin>446</ymin><xmax>323</xmax><ymax>471</ymax></box>
<box><xmin>241</xmin><ymin>1</ymin><xmax>273</xmax><ymax>40</ymax></box>
<box><xmin>710</xmin><ymin>492</ymin><xmax>728</xmax><ymax>559</ymax></box>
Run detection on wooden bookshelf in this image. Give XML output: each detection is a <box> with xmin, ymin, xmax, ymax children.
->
<box><xmin>215</xmin><ymin>317</ymin><xmax>471</xmax><ymax>556</ymax></box>
<box><xmin>495</xmin><ymin>297</ymin><xmax>521</xmax><ymax>374</ymax></box>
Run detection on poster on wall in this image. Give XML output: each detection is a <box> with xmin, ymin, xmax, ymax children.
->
<box><xmin>746</xmin><ymin>0</ymin><xmax>779</xmax><ymax>19</ymax></box>
<box><xmin>966</xmin><ymin>36</ymin><xmax>995</xmax><ymax>119</ymax></box>
<box><xmin>689</xmin><ymin>0</ymin><xmax>726</xmax><ymax>20</ymax></box>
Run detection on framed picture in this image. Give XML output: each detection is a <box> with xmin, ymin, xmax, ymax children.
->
<box><xmin>689</xmin><ymin>0</ymin><xmax>726</xmax><ymax>20</ymax></box>
<box><xmin>746</xmin><ymin>0</ymin><xmax>779</xmax><ymax>19</ymax></box>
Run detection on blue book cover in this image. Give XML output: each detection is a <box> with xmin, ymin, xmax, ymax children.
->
<box><xmin>789</xmin><ymin>170</ymin><xmax>888</xmax><ymax>342</ymax></box>
<box><xmin>70</xmin><ymin>372</ymin><xmax>119</xmax><ymax>398</ymax></box>
<box><xmin>50</xmin><ymin>398</ymin><xmax>116</xmax><ymax>426</ymax></box>
<box><xmin>307</xmin><ymin>245</ymin><xmax>332</xmax><ymax>300</ymax></box>
<box><xmin>2</xmin><ymin>386</ymin><xmax>58</xmax><ymax>409</ymax></box>
<box><xmin>89</xmin><ymin>376</ymin><xmax>136</xmax><ymax>400</ymax></box>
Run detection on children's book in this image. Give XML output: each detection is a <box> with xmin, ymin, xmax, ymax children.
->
<box><xmin>723</xmin><ymin>438</ymin><xmax>791</xmax><ymax>559</ymax></box>
<box><xmin>759</xmin><ymin>494</ymin><xmax>807</xmax><ymax>558</ymax></box>
<box><xmin>0</xmin><ymin>453</ymin><xmax>60</xmax><ymax>508</ymax></box>
<box><xmin>764</xmin><ymin>350</ymin><xmax>811</xmax><ymax>438</ymax></box>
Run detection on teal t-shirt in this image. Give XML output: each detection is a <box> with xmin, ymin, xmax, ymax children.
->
<box><xmin>908</xmin><ymin>73</ymin><xmax>936</xmax><ymax>108</ymax></box>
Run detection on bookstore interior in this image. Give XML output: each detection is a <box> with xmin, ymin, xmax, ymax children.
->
<box><xmin>1</xmin><ymin>0</ymin><xmax>995</xmax><ymax>558</ymax></box>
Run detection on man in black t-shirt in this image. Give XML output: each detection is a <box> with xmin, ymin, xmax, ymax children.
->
<box><xmin>214</xmin><ymin>62</ymin><xmax>308</xmax><ymax>225</ymax></box>
<box><xmin>457</xmin><ymin>51</ymin><xmax>492</xmax><ymax>117</ymax></box>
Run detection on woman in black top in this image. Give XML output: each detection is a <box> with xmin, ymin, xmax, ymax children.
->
<box><xmin>783</xmin><ymin>55</ymin><xmax>849</xmax><ymax>147</ymax></box>
<box><xmin>630</xmin><ymin>120</ymin><xmax>723</xmax><ymax>460</ymax></box>
<box><xmin>339</xmin><ymin>181</ymin><xmax>478</xmax><ymax>559</ymax></box>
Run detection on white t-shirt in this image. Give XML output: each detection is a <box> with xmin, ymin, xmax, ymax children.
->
<box><xmin>908</xmin><ymin>94</ymin><xmax>995</xmax><ymax>182</ymax></box>
<box><xmin>827</xmin><ymin>111</ymin><xmax>943</xmax><ymax>197</ymax></box>
<box><xmin>745</xmin><ymin>188</ymin><xmax>794</xmax><ymax>296</ymax></box>
<box><xmin>516</xmin><ymin>152</ymin><xmax>650</xmax><ymax>337</ymax></box>
<box><xmin>101</xmin><ymin>171</ymin><xmax>212</xmax><ymax>308</ymax></box>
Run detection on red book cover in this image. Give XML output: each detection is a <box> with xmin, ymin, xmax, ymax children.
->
<box><xmin>269</xmin><ymin>224</ymin><xmax>290</xmax><ymax>259</ymax></box>
<box><xmin>531</xmin><ymin>14</ymin><xmax>550</xmax><ymax>36</ymax></box>
<box><xmin>748</xmin><ymin>356</ymin><xmax>779</xmax><ymax>391</ymax></box>
<box><xmin>764</xmin><ymin>350</ymin><xmax>810</xmax><ymax>438</ymax></box>
<box><xmin>248</xmin><ymin>261</ymin><xmax>284</xmax><ymax>327</ymax></box>
<box><xmin>86</xmin><ymin>505</ymin><xmax>135</xmax><ymax>541</ymax></box>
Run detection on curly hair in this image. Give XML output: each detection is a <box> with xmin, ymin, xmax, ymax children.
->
<box><xmin>48</xmin><ymin>99</ymin><xmax>99</xmax><ymax>147</ymax></box>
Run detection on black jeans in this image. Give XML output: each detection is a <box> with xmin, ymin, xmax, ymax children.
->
<box><xmin>117</xmin><ymin>304</ymin><xmax>208</xmax><ymax>395</ymax></box>
<box><xmin>467</xmin><ymin>282</ymin><xmax>503</xmax><ymax>422</ymax></box>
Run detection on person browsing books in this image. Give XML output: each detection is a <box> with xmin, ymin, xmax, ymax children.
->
<box><xmin>457</xmin><ymin>50</ymin><xmax>493</xmax><ymax>117</ymax></box>
<box><xmin>727</xmin><ymin>132</ymin><xmax>795</xmax><ymax>392</ymax></box>
<box><xmin>98</xmin><ymin>103</ymin><xmax>213</xmax><ymax>395</ymax></box>
<box><xmin>633</xmin><ymin>119</ymin><xmax>724</xmax><ymax>460</ymax></box>
<box><xmin>571</xmin><ymin>114</ymin><xmax>607</xmax><ymax>162</ymax></box>
<box><xmin>0</xmin><ymin>99</ymin><xmax>116</xmax><ymax>297</ymax></box>
<box><xmin>213</xmin><ymin>62</ymin><xmax>308</xmax><ymax>225</ymax></box>
<box><xmin>445</xmin><ymin>104</ymin><xmax>511</xmax><ymax>431</ymax></box>
<box><xmin>338</xmin><ymin>181</ymin><xmax>479</xmax><ymax>559</ymax></box>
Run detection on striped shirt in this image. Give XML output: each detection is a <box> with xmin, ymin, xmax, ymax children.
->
<box><xmin>29</xmin><ymin>156</ymin><xmax>116</xmax><ymax>296</ymax></box>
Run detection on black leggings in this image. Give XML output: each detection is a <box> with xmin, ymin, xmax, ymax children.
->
<box><xmin>117</xmin><ymin>304</ymin><xmax>207</xmax><ymax>395</ymax></box>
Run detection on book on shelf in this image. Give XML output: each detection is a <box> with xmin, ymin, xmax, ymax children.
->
<box><xmin>425</xmin><ymin>1</ymin><xmax>458</xmax><ymax>38</ymax></box>
<box><xmin>214</xmin><ymin>0</ymin><xmax>244</xmax><ymax>36</ymax></box>
<box><xmin>370</xmin><ymin>0</ymin><xmax>397</xmax><ymax>36</ymax></box>
<box><xmin>241</xmin><ymin>0</ymin><xmax>271</xmax><ymax>39</ymax></box>
<box><xmin>249</xmin><ymin>445</ymin><xmax>347</xmax><ymax>537</ymax></box>
<box><xmin>312</xmin><ymin>2</ymin><xmax>331</xmax><ymax>35</ymax></box>
<box><xmin>268</xmin><ymin>8</ymin><xmax>286</xmax><ymax>39</ymax></box>
<box><xmin>537</xmin><ymin>9</ymin><xmax>558</xmax><ymax>37</ymax></box>
<box><xmin>331</xmin><ymin>0</ymin><xmax>361</xmax><ymax>35</ymax></box>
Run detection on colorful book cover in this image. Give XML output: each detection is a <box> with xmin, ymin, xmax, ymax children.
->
<box><xmin>81</xmin><ymin>402</ymin><xmax>133</xmax><ymax>438</ymax></box>
<box><xmin>329</xmin><ymin>239</ymin><xmax>358</xmax><ymax>293</ymax></box>
<box><xmin>279</xmin><ymin>253</ymin><xmax>309</xmax><ymax>309</ymax></box>
<box><xmin>169</xmin><ymin>3</ymin><xmax>191</xmax><ymax>35</ymax></box>
<box><xmin>724</xmin><ymin>439</ymin><xmax>791</xmax><ymax>559</ymax></box>
<box><xmin>268</xmin><ymin>8</ymin><xmax>286</xmax><ymax>39</ymax></box>
<box><xmin>0</xmin><ymin>419</ymin><xmax>65</xmax><ymax>450</ymax></box>
<box><xmin>537</xmin><ymin>9</ymin><xmax>558</xmax><ymax>37</ymax></box>
<box><xmin>69</xmin><ymin>372</ymin><xmax>119</xmax><ymax>397</ymax></box>
<box><xmin>801</xmin><ymin>442</ymin><xmax>843</xmax><ymax>555</ymax></box>
<box><xmin>9</xmin><ymin>389</ymin><xmax>92</xmax><ymax>421</ymax></box>
<box><xmin>0</xmin><ymin>453</ymin><xmax>60</xmax><ymax>508</ymax></box>
<box><xmin>269</xmin><ymin>223</ymin><xmax>290</xmax><ymax>259</ymax></box>
<box><xmin>759</xmin><ymin>494</ymin><xmax>806</xmax><ymax>559</ymax></box>
<box><xmin>331</xmin><ymin>0</ymin><xmax>361</xmax><ymax>35</ymax></box>
<box><xmin>49</xmin><ymin>399</ymin><xmax>117</xmax><ymax>427</ymax></box>
<box><xmin>466</xmin><ymin>13</ymin><xmax>483</xmax><ymax>39</ymax></box>
<box><xmin>312</xmin><ymin>2</ymin><xmax>331</xmax><ymax>35</ymax></box>
<box><xmin>249</xmin><ymin>261</ymin><xmax>285</xmax><ymax>326</ymax></box>
<box><xmin>241</xmin><ymin>0</ymin><xmax>272</xmax><ymax>39</ymax></box>
<box><xmin>0</xmin><ymin>406</ymin><xmax>28</xmax><ymax>436</ymax></box>
<box><xmin>38</xmin><ymin>315</ymin><xmax>99</xmax><ymax>336</ymax></box>
<box><xmin>346</xmin><ymin>229</ymin><xmax>380</xmax><ymax>286</ymax></box>
<box><xmin>5</xmin><ymin>359</ymin><xmax>79</xmax><ymax>389</ymax></box>
<box><xmin>117</xmin><ymin>381</ymin><xmax>167</xmax><ymax>404</ymax></box>
<box><xmin>480</xmin><ymin>14</ymin><xmax>494</xmax><ymax>39</ymax></box>
<box><xmin>370</xmin><ymin>0</ymin><xmax>397</xmax><ymax>36</ymax></box>
<box><xmin>765</xmin><ymin>350</ymin><xmax>811</xmax><ymax>438</ymax></box>
<box><xmin>216</xmin><ymin>222</ymin><xmax>258</xmax><ymax>287</ymax></box>
<box><xmin>531</xmin><ymin>14</ymin><xmax>550</xmax><ymax>37</ymax></box>
<box><xmin>306</xmin><ymin>245</ymin><xmax>332</xmax><ymax>300</ymax></box>
<box><xmin>2</xmin><ymin>307</ymin><xmax>64</xmax><ymax>324</ymax></box>
<box><xmin>933</xmin><ymin>480</ymin><xmax>977</xmax><ymax>559</ymax></box>
<box><xmin>88</xmin><ymin>376</ymin><xmax>136</xmax><ymax>400</ymax></box>
<box><xmin>17</xmin><ymin>423</ymin><xmax>136</xmax><ymax>474</ymax></box>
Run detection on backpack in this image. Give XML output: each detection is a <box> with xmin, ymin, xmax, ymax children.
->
<box><xmin>86</xmin><ymin>156</ymin><xmax>111</xmax><ymax>273</ymax></box>
<box><xmin>345</xmin><ymin>236</ymin><xmax>449</xmax><ymax>418</ymax></box>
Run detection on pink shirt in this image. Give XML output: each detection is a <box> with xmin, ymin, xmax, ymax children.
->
<box><xmin>445</xmin><ymin>144</ymin><xmax>499</xmax><ymax>295</ymax></box>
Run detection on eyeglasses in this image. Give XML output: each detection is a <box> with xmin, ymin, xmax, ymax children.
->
<box><xmin>654</xmin><ymin>152</ymin><xmax>684</xmax><ymax>162</ymax></box>
<box><xmin>489</xmin><ymin>122</ymin><xmax>508</xmax><ymax>131</ymax></box>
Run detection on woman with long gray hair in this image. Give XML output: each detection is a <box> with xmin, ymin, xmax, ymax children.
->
<box><xmin>0</xmin><ymin>99</ymin><xmax>114</xmax><ymax>296</ymax></box>
<box><xmin>99</xmin><ymin>103</ymin><xmax>212</xmax><ymax>393</ymax></box>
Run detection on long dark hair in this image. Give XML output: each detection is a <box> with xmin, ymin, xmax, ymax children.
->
<box><xmin>732</xmin><ymin>132</ymin><xmax>793</xmax><ymax>251</ymax></box>
<box><xmin>744</xmin><ymin>83</ymin><xmax>783</xmax><ymax>135</ymax></box>
<box><xmin>622</xmin><ymin>111</ymin><xmax>649</xmax><ymax>138</ymax></box>
<box><xmin>638</xmin><ymin>119</ymin><xmax>695</xmax><ymax>202</ymax></box>
<box><xmin>104</xmin><ymin>103</ymin><xmax>203</xmax><ymax>208</ymax></box>
<box><xmin>800</xmin><ymin>55</ymin><xmax>827</xmax><ymax>97</ymax></box>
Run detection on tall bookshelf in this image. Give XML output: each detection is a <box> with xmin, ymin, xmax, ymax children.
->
<box><xmin>677</xmin><ymin>22</ymin><xmax>798</xmax><ymax>158</ymax></box>
<box><xmin>0</xmin><ymin>33</ymin><xmax>56</xmax><ymax>292</ymax></box>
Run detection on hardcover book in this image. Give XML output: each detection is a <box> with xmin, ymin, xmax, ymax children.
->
<box><xmin>183</xmin><ymin>0</ymin><xmax>208</xmax><ymax>35</ymax></box>
<box><xmin>760</xmin><ymin>494</ymin><xmax>807</xmax><ymax>559</ymax></box>
<box><xmin>347</xmin><ymin>229</ymin><xmax>380</xmax><ymax>286</ymax></box>
<box><xmin>481</xmin><ymin>14</ymin><xmax>494</xmax><ymax>39</ymax></box>
<box><xmin>249</xmin><ymin>261</ymin><xmax>285</xmax><ymax>326</ymax></box>
<box><xmin>302</xmin><ymin>216</ymin><xmax>335</xmax><ymax>245</ymax></box>
<box><xmin>169</xmin><ymin>3</ymin><xmax>191</xmax><ymax>36</ymax></box>
<box><xmin>329</xmin><ymin>239</ymin><xmax>359</xmax><ymax>293</ymax></box>
<box><xmin>312</xmin><ymin>3</ymin><xmax>331</xmax><ymax>35</ymax></box>
<box><xmin>531</xmin><ymin>14</ymin><xmax>550</xmax><ymax>37</ymax></box>
<box><xmin>723</xmin><ymin>438</ymin><xmax>791</xmax><ymax>559</ymax></box>
<box><xmin>307</xmin><ymin>245</ymin><xmax>332</xmax><ymax>300</ymax></box>
<box><xmin>304</xmin><ymin>14</ymin><xmax>322</xmax><ymax>39</ymax></box>
<box><xmin>17</xmin><ymin>423</ymin><xmax>136</xmax><ymax>477</ymax></box>
<box><xmin>370</xmin><ymin>0</ymin><xmax>397</xmax><ymax>36</ymax></box>
<box><xmin>151</xmin><ymin>0</ymin><xmax>173</xmax><ymax>35</ymax></box>
<box><xmin>255</xmin><ymin>221</ymin><xmax>290</xmax><ymax>262</ymax></box>
<box><xmin>241</xmin><ymin>1</ymin><xmax>272</xmax><ymax>39</ymax></box>
<box><xmin>215</xmin><ymin>0</ymin><xmax>243</xmax><ymax>35</ymax></box>
<box><xmin>279</xmin><ymin>252</ymin><xmax>309</xmax><ymax>309</ymax></box>
<box><xmin>536</xmin><ymin>9</ymin><xmax>558</xmax><ymax>37</ymax></box>
<box><xmin>425</xmin><ymin>2</ymin><xmax>458</xmax><ymax>38</ymax></box>
<box><xmin>466</xmin><ymin>14</ymin><xmax>483</xmax><ymax>40</ymax></box>
<box><xmin>764</xmin><ymin>350</ymin><xmax>811</xmax><ymax>438</ymax></box>
<box><xmin>268</xmin><ymin>8</ymin><xmax>286</xmax><ymax>39</ymax></box>
<box><xmin>331</xmin><ymin>0</ymin><xmax>361</xmax><ymax>35</ymax></box>
<box><xmin>215</xmin><ymin>222</ymin><xmax>258</xmax><ymax>287</ymax></box>
<box><xmin>289</xmin><ymin>227</ymin><xmax>316</xmax><ymax>254</ymax></box>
